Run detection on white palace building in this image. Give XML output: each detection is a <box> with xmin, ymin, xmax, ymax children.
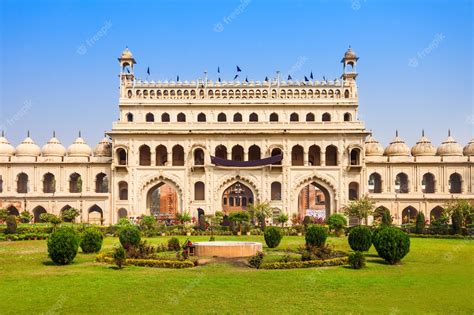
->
<box><xmin>0</xmin><ymin>48</ymin><xmax>473</xmax><ymax>225</ymax></box>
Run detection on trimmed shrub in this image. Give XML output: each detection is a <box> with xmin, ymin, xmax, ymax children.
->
<box><xmin>348</xmin><ymin>251</ymin><xmax>366</xmax><ymax>269</ymax></box>
<box><xmin>327</xmin><ymin>214</ymin><xmax>347</xmax><ymax>236</ymax></box>
<box><xmin>139</xmin><ymin>215</ymin><xmax>156</xmax><ymax>231</ymax></box>
<box><xmin>248</xmin><ymin>251</ymin><xmax>265</xmax><ymax>269</ymax></box>
<box><xmin>348</xmin><ymin>225</ymin><xmax>372</xmax><ymax>252</ymax></box>
<box><xmin>168</xmin><ymin>237</ymin><xmax>181</xmax><ymax>251</ymax></box>
<box><xmin>19</xmin><ymin>211</ymin><xmax>32</xmax><ymax>223</ymax></box>
<box><xmin>264</xmin><ymin>226</ymin><xmax>283</xmax><ymax>248</ymax></box>
<box><xmin>80</xmin><ymin>227</ymin><xmax>104</xmax><ymax>253</ymax></box>
<box><xmin>382</xmin><ymin>210</ymin><xmax>392</xmax><ymax>226</ymax></box>
<box><xmin>452</xmin><ymin>210</ymin><xmax>463</xmax><ymax>234</ymax></box>
<box><xmin>47</xmin><ymin>226</ymin><xmax>80</xmax><ymax>265</ymax></box>
<box><xmin>113</xmin><ymin>246</ymin><xmax>126</xmax><ymax>269</ymax></box>
<box><xmin>373</xmin><ymin>227</ymin><xmax>410</xmax><ymax>265</ymax></box>
<box><xmin>5</xmin><ymin>215</ymin><xmax>17</xmax><ymax>234</ymax></box>
<box><xmin>118</xmin><ymin>225</ymin><xmax>141</xmax><ymax>249</ymax></box>
<box><xmin>260</xmin><ymin>257</ymin><xmax>348</xmax><ymax>269</ymax></box>
<box><xmin>305</xmin><ymin>225</ymin><xmax>328</xmax><ymax>248</ymax></box>
<box><xmin>415</xmin><ymin>212</ymin><xmax>425</xmax><ymax>234</ymax></box>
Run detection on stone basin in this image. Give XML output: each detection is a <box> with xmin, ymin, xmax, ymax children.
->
<box><xmin>193</xmin><ymin>241</ymin><xmax>262</xmax><ymax>258</ymax></box>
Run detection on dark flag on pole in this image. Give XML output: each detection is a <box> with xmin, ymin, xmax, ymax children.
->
<box><xmin>287</xmin><ymin>75</ymin><xmax>292</xmax><ymax>80</ymax></box>
<box><xmin>218</xmin><ymin>66</ymin><xmax>220</xmax><ymax>73</ymax></box>
<box><xmin>304</xmin><ymin>76</ymin><xmax>309</xmax><ymax>82</ymax></box>
<box><xmin>126</xmin><ymin>68</ymin><xmax>130</xmax><ymax>73</ymax></box>
<box><xmin>218</xmin><ymin>77</ymin><xmax>221</xmax><ymax>82</ymax></box>
<box><xmin>323</xmin><ymin>76</ymin><xmax>326</xmax><ymax>81</ymax></box>
<box><xmin>310</xmin><ymin>71</ymin><xmax>313</xmax><ymax>80</ymax></box>
<box><xmin>264</xmin><ymin>76</ymin><xmax>268</xmax><ymax>81</ymax></box>
<box><xmin>147</xmin><ymin>67</ymin><xmax>150</xmax><ymax>75</ymax></box>
<box><xmin>233</xmin><ymin>74</ymin><xmax>239</xmax><ymax>80</ymax></box>
<box><xmin>176</xmin><ymin>75</ymin><xmax>179</xmax><ymax>82</ymax></box>
<box><xmin>245</xmin><ymin>76</ymin><xmax>248</xmax><ymax>83</ymax></box>
<box><xmin>236</xmin><ymin>66</ymin><xmax>242</xmax><ymax>72</ymax></box>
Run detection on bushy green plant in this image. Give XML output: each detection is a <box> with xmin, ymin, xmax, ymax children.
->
<box><xmin>62</xmin><ymin>208</ymin><xmax>80</xmax><ymax>223</ymax></box>
<box><xmin>229</xmin><ymin>211</ymin><xmax>250</xmax><ymax>234</ymax></box>
<box><xmin>139</xmin><ymin>215</ymin><xmax>156</xmax><ymax>231</ymax></box>
<box><xmin>248</xmin><ymin>251</ymin><xmax>264</xmax><ymax>269</ymax></box>
<box><xmin>118</xmin><ymin>225</ymin><xmax>141</xmax><ymax>249</ymax></box>
<box><xmin>19</xmin><ymin>211</ymin><xmax>32</xmax><ymax>223</ymax></box>
<box><xmin>343</xmin><ymin>195</ymin><xmax>375</xmax><ymax>225</ymax></box>
<box><xmin>373</xmin><ymin>227</ymin><xmax>410</xmax><ymax>265</ymax></box>
<box><xmin>168</xmin><ymin>237</ymin><xmax>181</xmax><ymax>251</ymax></box>
<box><xmin>0</xmin><ymin>208</ymin><xmax>8</xmax><ymax>222</ymax></box>
<box><xmin>117</xmin><ymin>217</ymin><xmax>132</xmax><ymax>226</ymax></box>
<box><xmin>80</xmin><ymin>227</ymin><xmax>104</xmax><ymax>253</ymax></box>
<box><xmin>248</xmin><ymin>202</ymin><xmax>272</xmax><ymax>229</ymax></box>
<box><xmin>348</xmin><ymin>251</ymin><xmax>366</xmax><ymax>269</ymax></box>
<box><xmin>327</xmin><ymin>214</ymin><xmax>347</xmax><ymax>236</ymax></box>
<box><xmin>40</xmin><ymin>213</ymin><xmax>61</xmax><ymax>225</ymax></box>
<box><xmin>305</xmin><ymin>225</ymin><xmax>328</xmax><ymax>248</ymax></box>
<box><xmin>264</xmin><ymin>226</ymin><xmax>283</xmax><ymax>248</ymax></box>
<box><xmin>451</xmin><ymin>210</ymin><xmax>463</xmax><ymax>234</ymax></box>
<box><xmin>382</xmin><ymin>209</ymin><xmax>392</xmax><ymax>226</ymax></box>
<box><xmin>209</xmin><ymin>235</ymin><xmax>215</xmax><ymax>241</ymax></box>
<box><xmin>5</xmin><ymin>215</ymin><xmax>17</xmax><ymax>234</ymax></box>
<box><xmin>348</xmin><ymin>225</ymin><xmax>372</xmax><ymax>252</ymax></box>
<box><xmin>415</xmin><ymin>212</ymin><xmax>425</xmax><ymax>234</ymax></box>
<box><xmin>47</xmin><ymin>226</ymin><xmax>80</xmax><ymax>265</ymax></box>
<box><xmin>113</xmin><ymin>246</ymin><xmax>126</xmax><ymax>269</ymax></box>
<box><xmin>175</xmin><ymin>212</ymin><xmax>192</xmax><ymax>224</ymax></box>
<box><xmin>276</xmin><ymin>214</ymin><xmax>289</xmax><ymax>227</ymax></box>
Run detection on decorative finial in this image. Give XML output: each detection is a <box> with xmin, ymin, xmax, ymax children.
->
<box><xmin>79</xmin><ymin>130</ymin><xmax>81</xmax><ymax>138</ymax></box>
<box><xmin>1</xmin><ymin>130</ymin><xmax>4</xmax><ymax>137</ymax></box>
<box><xmin>395</xmin><ymin>130</ymin><xmax>399</xmax><ymax>137</ymax></box>
<box><xmin>104</xmin><ymin>130</ymin><xmax>107</xmax><ymax>137</ymax></box>
<box><xmin>53</xmin><ymin>130</ymin><xmax>56</xmax><ymax>138</ymax></box>
<box><xmin>27</xmin><ymin>130</ymin><xmax>30</xmax><ymax>137</ymax></box>
<box><xmin>422</xmin><ymin>129</ymin><xmax>425</xmax><ymax>137</ymax></box>
<box><xmin>448</xmin><ymin>129</ymin><xmax>451</xmax><ymax>137</ymax></box>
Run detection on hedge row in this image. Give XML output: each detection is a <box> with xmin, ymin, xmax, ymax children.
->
<box><xmin>260</xmin><ymin>257</ymin><xmax>348</xmax><ymax>269</ymax></box>
<box><xmin>0</xmin><ymin>233</ymin><xmax>49</xmax><ymax>241</ymax></box>
<box><xmin>407</xmin><ymin>234</ymin><xmax>473</xmax><ymax>240</ymax></box>
<box><xmin>96</xmin><ymin>254</ymin><xmax>195</xmax><ymax>269</ymax></box>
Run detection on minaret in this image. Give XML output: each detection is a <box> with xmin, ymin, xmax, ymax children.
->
<box><xmin>118</xmin><ymin>47</ymin><xmax>136</xmax><ymax>97</ymax></box>
<box><xmin>341</xmin><ymin>46</ymin><xmax>358</xmax><ymax>81</ymax></box>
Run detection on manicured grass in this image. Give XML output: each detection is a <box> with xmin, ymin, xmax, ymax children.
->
<box><xmin>0</xmin><ymin>236</ymin><xmax>473</xmax><ymax>314</ymax></box>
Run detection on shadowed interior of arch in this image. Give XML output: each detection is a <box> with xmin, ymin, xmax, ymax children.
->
<box><xmin>147</xmin><ymin>182</ymin><xmax>179</xmax><ymax>218</ymax></box>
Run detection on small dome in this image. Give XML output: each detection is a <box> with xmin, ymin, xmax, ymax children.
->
<box><xmin>16</xmin><ymin>136</ymin><xmax>41</xmax><ymax>156</ymax></box>
<box><xmin>365</xmin><ymin>136</ymin><xmax>384</xmax><ymax>156</ymax></box>
<box><xmin>411</xmin><ymin>132</ymin><xmax>436</xmax><ymax>156</ymax></box>
<box><xmin>437</xmin><ymin>132</ymin><xmax>463</xmax><ymax>156</ymax></box>
<box><xmin>94</xmin><ymin>136</ymin><xmax>112</xmax><ymax>157</ymax></box>
<box><xmin>120</xmin><ymin>47</ymin><xmax>133</xmax><ymax>59</ymax></box>
<box><xmin>0</xmin><ymin>134</ymin><xmax>15</xmax><ymax>156</ymax></box>
<box><xmin>463</xmin><ymin>139</ymin><xmax>474</xmax><ymax>156</ymax></box>
<box><xmin>384</xmin><ymin>132</ymin><xmax>410</xmax><ymax>156</ymax></box>
<box><xmin>344</xmin><ymin>47</ymin><xmax>357</xmax><ymax>59</ymax></box>
<box><xmin>42</xmin><ymin>135</ymin><xmax>66</xmax><ymax>157</ymax></box>
<box><xmin>67</xmin><ymin>135</ymin><xmax>92</xmax><ymax>157</ymax></box>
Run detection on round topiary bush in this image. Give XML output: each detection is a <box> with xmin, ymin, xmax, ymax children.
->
<box><xmin>373</xmin><ymin>227</ymin><xmax>410</xmax><ymax>265</ymax></box>
<box><xmin>305</xmin><ymin>225</ymin><xmax>328</xmax><ymax>248</ymax></box>
<box><xmin>348</xmin><ymin>225</ymin><xmax>372</xmax><ymax>252</ymax></box>
<box><xmin>348</xmin><ymin>251</ymin><xmax>366</xmax><ymax>269</ymax></box>
<box><xmin>264</xmin><ymin>226</ymin><xmax>283</xmax><ymax>248</ymax></box>
<box><xmin>47</xmin><ymin>226</ymin><xmax>80</xmax><ymax>265</ymax></box>
<box><xmin>5</xmin><ymin>215</ymin><xmax>17</xmax><ymax>234</ymax></box>
<box><xmin>80</xmin><ymin>227</ymin><xmax>104</xmax><ymax>253</ymax></box>
<box><xmin>327</xmin><ymin>214</ymin><xmax>347</xmax><ymax>236</ymax></box>
<box><xmin>168</xmin><ymin>237</ymin><xmax>181</xmax><ymax>251</ymax></box>
<box><xmin>118</xmin><ymin>225</ymin><xmax>141</xmax><ymax>249</ymax></box>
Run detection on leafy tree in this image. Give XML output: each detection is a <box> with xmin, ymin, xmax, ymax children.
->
<box><xmin>248</xmin><ymin>201</ymin><xmax>272</xmax><ymax>229</ymax></box>
<box><xmin>445</xmin><ymin>199</ymin><xmax>472</xmax><ymax>227</ymax></box>
<box><xmin>327</xmin><ymin>214</ymin><xmax>347</xmax><ymax>236</ymax></box>
<box><xmin>19</xmin><ymin>211</ymin><xmax>32</xmax><ymax>223</ymax></box>
<box><xmin>228</xmin><ymin>211</ymin><xmax>250</xmax><ymax>234</ymax></box>
<box><xmin>139</xmin><ymin>215</ymin><xmax>156</xmax><ymax>231</ymax></box>
<box><xmin>276</xmin><ymin>214</ymin><xmax>289</xmax><ymax>227</ymax></box>
<box><xmin>212</xmin><ymin>211</ymin><xmax>224</xmax><ymax>226</ymax></box>
<box><xmin>343</xmin><ymin>194</ymin><xmax>375</xmax><ymax>225</ymax></box>
<box><xmin>5</xmin><ymin>215</ymin><xmax>17</xmax><ymax>234</ymax></box>
<box><xmin>62</xmin><ymin>208</ymin><xmax>80</xmax><ymax>223</ymax></box>
<box><xmin>415</xmin><ymin>212</ymin><xmax>425</xmax><ymax>234</ymax></box>
<box><xmin>113</xmin><ymin>246</ymin><xmax>126</xmax><ymax>269</ymax></box>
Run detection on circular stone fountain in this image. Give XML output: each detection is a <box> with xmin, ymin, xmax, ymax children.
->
<box><xmin>193</xmin><ymin>241</ymin><xmax>263</xmax><ymax>258</ymax></box>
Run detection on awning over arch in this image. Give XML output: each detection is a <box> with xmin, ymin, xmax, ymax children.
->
<box><xmin>211</xmin><ymin>154</ymin><xmax>283</xmax><ymax>167</ymax></box>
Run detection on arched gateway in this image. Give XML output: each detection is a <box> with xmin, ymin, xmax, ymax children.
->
<box><xmin>146</xmin><ymin>182</ymin><xmax>180</xmax><ymax>218</ymax></box>
<box><xmin>298</xmin><ymin>182</ymin><xmax>331</xmax><ymax>219</ymax></box>
<box><xmin>222</xmin><ymin>181</ymin><xmax>254</xmax><ymax>212</ymax></box>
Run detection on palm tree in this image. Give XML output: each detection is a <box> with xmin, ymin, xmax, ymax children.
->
<box><xmin>248</xmin><ymin>201</ymin><xmax>272</xmax><ymax>229</ymax></box>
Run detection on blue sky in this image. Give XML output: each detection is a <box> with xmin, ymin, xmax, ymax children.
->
<box><xmin>1</xmin><ymin>0</ymin><xmax>472</xmax><ymax>148</ymax></box>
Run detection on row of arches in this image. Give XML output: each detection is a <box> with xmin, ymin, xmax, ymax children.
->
<box><xmin>4</xmin><ymin>204</ymin><xmax>104</xmax><ymax>224</ymax></box>
<box><xmin>375</xmin><ymin>205</ymin><xmax>451</xmax><ymax>224</ymax></box>
<box><xmin>368</xmin><ymin>172</ymin><xmax>463</xmax><ymax>194</ymax></box>
<box><xmin>126</xmin><ymin>111</ymin><xmax>352</xmax><ymax>123</ymax></box>
<box><xmin>10</xmin><ymin>172</ymin><xmax>109</xmax><ymax>194</ymax></box>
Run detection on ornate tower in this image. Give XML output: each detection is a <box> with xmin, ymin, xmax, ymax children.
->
<box><xmin>341</xmin><ymin>47</ymin><xmax>358</xmax><ymax>81</ymax></box>
<box><xmin>118</xmin><ymin>47</ymin><xmax>136</xmax><ymax>98</ymax></box>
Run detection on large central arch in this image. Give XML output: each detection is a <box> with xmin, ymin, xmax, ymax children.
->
<box><xmin>221</xmin><ymin>181</ymin><xmax>254</xmax><ymax>213</ymax></box>
<box><xmin>293</xmin><ymin>175</ymin><xmax>337</xmax><ymax>219</ymax></box>
<box><xmin>140</xmin><ymin>175</ymin><xmax>183</xmax><ymax>218</ymax></box>
<box><xmin>297</xmin><ymin>182</ymin><xmax>331</xmax><ymax>219</ymax></box>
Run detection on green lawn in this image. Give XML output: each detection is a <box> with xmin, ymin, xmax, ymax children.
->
<box><xmin>0</xmin><ymin>236</ymin><xmax>473</xmax><ymax>314</ymax></box>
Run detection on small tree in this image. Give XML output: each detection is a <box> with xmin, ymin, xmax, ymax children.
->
<box><xmin>327</xmin><ymin>214</ymin><xmax>347</xmax><ymax>236</ymax></box>
<box><xmin>19</xmin><ymin>211</ymin><xmax>32</xmax><ymax>223</ymax></box>
<box><xmin>381</xmin><ymin>210</ymin><xmax>392</xmax><ymax>226</ymax></box>
<box><xmin>62</xmin><ymin>208</ymin><xmax>80</xmax><ymax>223</ymax></box>
<box><xmin>445</xmin><ymin>199</ymin><xmax>472</xmax><ymax>228</ymax></box>
<box><xmin>229</xmin><ymin>211</ymin><xmax>250</xmax><ymax>234</ymax></box>
<box><xmin>415</xmin><ymin>212</ymin><xmax>425</xmax><ymax>234</ymax></box>
<box><xmin>113</xmin><ymin>246</ymin><xmax>126</xmax><ymax>269</ymax></box>
<box><xmin>47</xmin><ymin>226</ymin><xmax>80</xmax><ymax>265</ymax></box>
<box><xmin>305</xmin><ymin>225</ymin><xmax>328</xmax><ymax>248</ymax></box>
<box><xmin>348</xmin><ymin>225</ymin><xmax>372</xmax><ymax>252</ymax></box>
<box><xmin>248</xmin><ymin>201</ymin><xmax>272</xmax><ymax>229</ymax></box>
<box><xmin>139</xmin><ymin>215</ymin><xmax>156</xmax><ymax>231</ymax></box>
<box><xmin>276</xmin><ymin>214</ymin><xmax>289</xmax><ymax>227</ymax></box>
<box><xmin>80</xmin><ymin>227</ymin><xmax>104</xmax><ymax>253</ymax></box>
<box><xmin>119</xmin><ymin>225</ymin><xmax>141</xmax><ymax>249</ymax></box>
<box><xmin>451</xmin><ymin>210</ymin><xmax>463</xmax><ymax>234</ymax></box>
<box><xmin>211</xmin><ymin>211</ymin><xmax>224</xmax><ymax>226</ymax></box>
<box><xmin>373</xmin><ymin>227</ymin><xmax>410</xmax><ymax>265</ymax></box>
<box><xmin>5</xmin><ymin>215</ymin><xmax>17</xmax><ymax>234</ymax></box>
<box><xmin>264</xmin><ymin>226</ymin><xmax>283</xmax><ymax>248</ymax></box>
<box><xmin>343</xmin><ymin>194</ymin><xmax>375</xmax><ymax>226</ymax></box>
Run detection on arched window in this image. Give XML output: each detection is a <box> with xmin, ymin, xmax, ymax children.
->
<box><xmin>395</xmin><ymin>173</ymin><xmax>409</xmax><ymax>193</ymax></box>
<box><xmin>449</xmin><ymin>173</ymin><xmax>462</xmax><ymax>193</ymax></box>
<box><xmin>422</xmin><ymin>173</ymin><xmax>435</xmax><ymax>193</ymax></box>
<box><xmin>271</xmin><ymin>148</ymin><xmax>283</xmax><ymax>165</ymax></box>
<box><xmin>194</xmin><ymin>182</ymin><xmax>205</xmax><ymax>200</ymax></box>
<box><xmin>430</xmin><ymin>206</ymin><xmax>444</xmax><ymax>221</ymax></box>
<box><xmin>344</xmin><ymin>90</ymin><xmax>350</xmax><ymax>98</ymax></box>
<box><xmin>194</xmin><ymin>148</ymin><xmax>205</xmax><ymax>165</ymax></box>
<box><xmin>368</xmin><ymin>173</ymin><xmax>382</xmax><ymax>193</ymax></box>
<box><xmin>172</xmin><ymin>145</ymin><xmax>185</xmax><ymax>166</ymax></box>
<box><xmin>119</xmin><ymin>181</ymin><xmax>128</xmax><ymax>200</ymax></box>
<box><xmin>43</xmin><ymin>173</ymin><xmax>56</xmax><ymax>193</ymax></box>
<box><xmin>17</xmin><ymin>173</ymin><xmax>28</xmax><ymax>193</ymax></box>
<box><xmin>270</xmin><ymin>113</ymin><xmax>279</xmax><ymax>122</ymax></box>
<box><xmin>349</xmin><ymin>182</ymin><xmax>359</xmax><ymax>200</ymax></box>
<box><xmin>156</xmin><ymin>145</ymin><xmax>167</xmax><ymax>166</ymax></box>
<box><xmin>161</xmin><ymin>113</ymin><xmax>170</xmax><ymax>122</ymax></box>
<box><xmin>95</xmin><ymin>173</ymin><xmax>108</xmax><ymax>193</ymax></box>
<box><xmin>232</xmin><ymin>145</ymin><xmax>244</xmax><ymax>161</ymax></box>
<box><xmin>291</xmin><ymin>145</ymin><xmax>304</xmax><ymax>166</ymax></box>
<box><xmin>290</xmin><ymin>113</ymin><xmax>299</xmax><ymax>122</ymax></box>
<box><xmin>249</xmin><ymin>113</ymin><xmax>258</xmax><ymax>122</ymax></box>
<box><xmin>177</xmin><ymin>112</ymin><xmax>186</xmax><ymax>122</ymax></box>
<box><xmin>69</xmin><ymin>173</ymin><xmax>82</xmax><ymax>193</ymax></box>
<box><xmin>145</xmin><ymin>113</ymin><xmax>154</xmax><ymax>122</ymax></box>
<box><xmin>322</xmin><ymin>113</ymin><xmax>331</xmax><ymax>122</ymax></box>
<box><xmin>248</xmin><ymin>145</ymin><xmax>261</xmax><ymax>161</ymax></box>
<box><xmin>139</xmin><ymin>145</ymin><xmax>151</xmax><ymax>166</ymax></box>
<box><xmin>118</xmin><ymin>208</ymin><xmax>128</xmax><ymax>219</ymax></box>
<box><xmin>350</xmin><ymin>148</ymin><xmax>361</xmax><ymax>165</ymax></box>
<box><xmin>197</xmin><ymin>113</ymin><xmax>206</xmax><ymax>122</ymax></box>
<box><xmin>402</xmin><ymin>206</ymin><xmax>417</xmax><ymax>224</ymax></box>
<box><xmin>344</xmin><ymin>112</ymin><xmax>352</xmax><ymax>122</ymax></box>
<box><xmin>233</xmin><ymin>113</ymin><xmax>243</xmax><ymax>122</ymax></box>
<box><xmin>217</xmin><ymin>113</ymin><xmax>227</xmax><ymax>122</ymax></box>
<box><xmin>325</xmin><ymin>145</ymin><xmax>338</xmax><ymax>166</ymax></box>
<box><xmin>271</xmin><ymin>182</ymin><xmax>282</xmax><ymax>200</ymax></box>
<box><xmin>215</xmin><ymin>145</ymin><xmax>227</xmax><ymax>159</ymax></box>
<box><xmin>33</xmin><ymin>206</ymin><xmax>46</xmax><ymax>223</ymax></box>
<box><xmin>116</xmin><ymin>148</ymin><xmax>127</xmax><ymax>165</ymax></box>
<box><xmin>126</xmin><ymin>112</ymin><xmax>133</xmax><ymax>122</ymax></box>
<box><xmin>308</xmin><ymin>145</ymin><xmax>321</xmax><ymax>166</ymax></box>
<box><xmin>306</xmin><ymin>113</ymin><xmax>315</xmax><ymax>122</ymax></box>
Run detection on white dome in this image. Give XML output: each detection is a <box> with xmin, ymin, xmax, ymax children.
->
<box><xmin>42</xmin><ymin>135</ymin><xmax>66</xmax><ymax>157</ymax></box>
<box><xmin>384</xmin><ymin>132</ymin><xmax>410</xmax><ymax>156</ymax></box>
<box><xmin>411</xmin><ymin>132</ymin><xmax>436</xmax><ymax>156</ymax></box>
<box><xmin>0</xmin><ymin>134</ymin><xmax>15</xmax><ymax>156</ymax></box>
<box><xmin>365</xmin><ymin>136</ymin><xmax>384</xmax><ymax>156</ymax></box>
<box><xmin>16</xmin><ymin>136</ymin><xmax>41</xmax><ymax>156</ymax></box>
<box><xmin>463</xmin><ymin>139</ymin><xmax>474</xmax><ymax>156</ymax></box>
<box><xmin>437</xmin><ymin>133</ymin><xmax>463</xmax><ymax>156</ymax></box>
<box><xmin>67</xmin><ymin>136</ymin><xmax>92</xmax><ymax>157</ymax></box>
<box><xmin>94</xmin><ymin>136</ymin><xmax>112</xmax><ymax>157</ymax></box>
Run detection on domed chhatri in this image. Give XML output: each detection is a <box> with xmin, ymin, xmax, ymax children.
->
<box><xmin>67</xmin><ymin>132</ymin><xmax>92</xmax><ymax>157</ymax></box>
<box><xmin>463</xmin><ymin>138</ymin><xmax>474</xmax><ymax>156</ymax></box>
<box><xmin>15</xmin><ymin>132</ymin><xmax>41</xmax><ymax>156</ymax></box>
<box><xmin>384</xmin><ymin>131</ymin><xmax>410</xmax><ymax>156</ymax></box>
<box><xmin>411</xmin><ymin>130</ymin><xmax>436</xmax><ymax>156</ymax></box>
<box><xmin>42</xmin><ymin>132</ymin><xmax>66</xmax><ymax>157</ymax></box>
<box><xmin>344</xmin><ymin>47</ymin><xmax>357</xmax><ymax>59</ymax></box>
<box><xmin>94</xmin><ymin>135</ymin><xmax>112</xmax><ymax>157</ymax></box>
<box><xmin>120</xmin><ymin>47</ymin><xmax>133</xmax><ymax>59</ymax></box>
<box><xmin>437</xmin><ymin>130</ymin><xmax>463</xmax><ymax>156</ymax></box>
<box><xmin>0</xmin><ymin>132</ymin><xmax>16</xmax><ymax>156</ymax></box>
<box><xmin>365</xmin><ymin>135</ymin><xmax>384</xmax><ymax>156</ymax></box>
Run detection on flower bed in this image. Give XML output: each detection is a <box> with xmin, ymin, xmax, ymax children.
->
<box><xmin>96</xmin><ymin>253</ymin><xmax>195</xmax><ymax>269</ymax></box>
<box><xmin>260</xmin><ymin>257</ymin><xmax>348</xmax><ymax>269</ymax></box>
